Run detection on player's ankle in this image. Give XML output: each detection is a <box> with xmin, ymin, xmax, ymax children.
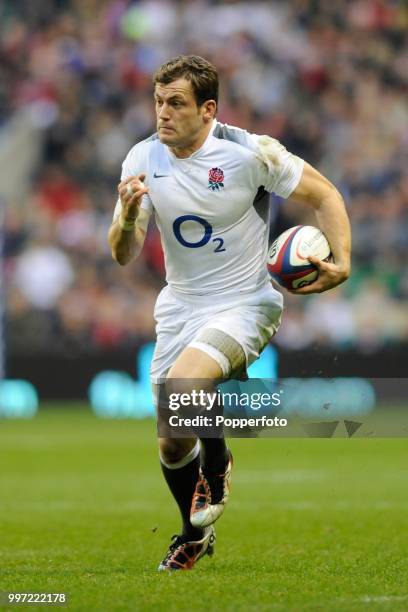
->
<box><xmin>202</xmin><ymin>448</ymin><xmax>229</xmax><ymax>475</ymax></box>
<box><xmin>182</xmin><ymin>526</ymin><xmax>204</xmax><ymax>541</ymax></box>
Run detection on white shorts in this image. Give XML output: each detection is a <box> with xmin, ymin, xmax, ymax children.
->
<box><xmin>150</xmin><ymin>283</ymin><xmax>283</xmax><ymax>384</ymax></box>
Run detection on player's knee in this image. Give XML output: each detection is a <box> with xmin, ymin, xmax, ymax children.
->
<box><xmin>159</xmin><ymin>437</ymin><xmax>196</xmax><ymax>465</ymax></box>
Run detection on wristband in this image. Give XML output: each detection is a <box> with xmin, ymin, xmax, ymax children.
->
<box><xmin>118</xmin><ymin>216</ymin><xmax>137</xmax><ymax>231</ymax></box>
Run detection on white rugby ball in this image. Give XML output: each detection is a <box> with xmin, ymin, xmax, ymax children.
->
<box><xmin>267</xmin><ymin>225</ymin><xmax>331</xmax><ymax>290</ymax></box>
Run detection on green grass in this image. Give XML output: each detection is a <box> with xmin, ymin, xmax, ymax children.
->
<box><xmin>0</xmin><ymin>405</ymin><xmax>407</xmax><ymax>611</ymax></box>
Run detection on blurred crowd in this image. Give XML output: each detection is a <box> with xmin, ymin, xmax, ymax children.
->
<box><xmin>1</xmin><ymin>0</ymin><xmax>407</xmax><ymax>355</ymax></box>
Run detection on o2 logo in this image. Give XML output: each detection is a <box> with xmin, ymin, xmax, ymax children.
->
<box><xmin>173</xmin><ymin>215</ymin><xmax>226</xmax><ymax>252</ymax></box>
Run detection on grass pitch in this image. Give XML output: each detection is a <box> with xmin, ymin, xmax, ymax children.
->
<box><xmin>0</xmin><ymin>406</ymin><xmax>407</xmax><ymax>611</ymax></box>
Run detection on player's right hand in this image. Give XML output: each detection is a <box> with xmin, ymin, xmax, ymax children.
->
<box><xmin>117</xmin><ymin>174</ymin><xmax>149</xmax><ymax>222</ymax></box>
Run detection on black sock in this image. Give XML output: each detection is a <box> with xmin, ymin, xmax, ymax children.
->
<box><xmin>200</xmin><ymin>437</ymin><xmax>229</xmax><ymax>474</ymax></box>
<box><xmin>160</xmin><ymin>444</ymin><xmax>204</xmax><ymax>541</ymax></box>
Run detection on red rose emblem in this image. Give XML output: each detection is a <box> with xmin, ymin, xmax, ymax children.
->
<box><xmin>209</xmin><ymin>167</ymin><xmax>224</xmax><ymax>183</ymax></box>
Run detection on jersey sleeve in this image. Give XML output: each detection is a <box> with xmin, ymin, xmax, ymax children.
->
<box><xmin>250</xmin><ymin>134</ymin><xmax>304</xmax><ymax>198</ymax></box>
<box><xmin>113</xmin><ymin>143</ymin><xmax>153</xmax><ymax>222</ymax></box>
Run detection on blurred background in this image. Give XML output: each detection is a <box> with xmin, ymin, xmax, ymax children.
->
<box><xmin>1</xmin><ymin>0</ymin><xmax>407</xmax><ymax>402</ymax></box>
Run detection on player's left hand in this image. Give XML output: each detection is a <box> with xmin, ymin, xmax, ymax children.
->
<box><xmin>288</xmin><ymin>255</ymin><xmax>350</xmax><ymax>295</ymax></box>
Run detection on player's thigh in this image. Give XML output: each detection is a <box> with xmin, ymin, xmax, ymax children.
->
<box><xmin>165</xmin><ymin>347</ymin><xmax>224</xmax><ymax>404</ymax></box>
<box><xmin>167</xmin><ymin>347</ymin><xmax>223</xmax><ymax>380</ymax></box>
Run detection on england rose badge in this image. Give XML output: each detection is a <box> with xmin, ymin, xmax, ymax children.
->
<box><xmin>208</xmin><ymin>167</ymin><xmax>224</xmax><ymax>191</ymax></box>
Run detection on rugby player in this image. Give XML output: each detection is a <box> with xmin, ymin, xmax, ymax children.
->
<box><xmin>108</xmin><ymin>55</ymin><xmax>351</xmax><ymax>571</ymax></box>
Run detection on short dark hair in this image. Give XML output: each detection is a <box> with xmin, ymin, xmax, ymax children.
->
<box><xmin>153</xmin><ymin>55</ymin><xmax>219</xmax><ymax>106</ymax></box>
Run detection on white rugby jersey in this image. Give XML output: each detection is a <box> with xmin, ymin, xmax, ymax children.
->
<box><xmin>114</xmin><ymin>120</ymin><xmax>304</xmax><ymax>298</ymax></box>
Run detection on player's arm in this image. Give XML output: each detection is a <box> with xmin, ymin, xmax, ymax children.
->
<box><xmin>289</xmin><ymin>161</ymin><xmax>351</xmax><ymax>294</ymax></box>
<box><xmin>108</xmin><ymin>174</ymin><xmax>151</xmax><ymax>266</ymax></box>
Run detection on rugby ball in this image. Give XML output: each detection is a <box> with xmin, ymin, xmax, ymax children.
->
<box><xmin>267</xmin><ymin>225</ymin><xmax>331</xmax><ymax>290</ymax></box>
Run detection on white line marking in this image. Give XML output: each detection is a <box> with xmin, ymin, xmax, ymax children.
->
<box><xmin>360</xmin><ymin>595</ymin><xmax>408</xmax><ymax>603</ymax></box>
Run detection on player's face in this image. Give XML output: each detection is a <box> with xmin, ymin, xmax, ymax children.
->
<box><xmin>154</xmin><ymin>78</ymin><xmax>215</xmax><ymax>150</ymax></box>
